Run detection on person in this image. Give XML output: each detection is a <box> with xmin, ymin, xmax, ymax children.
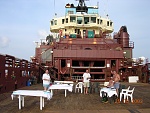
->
<box><xmin>111</xmin><ymin>71</ymin><xmax>120</xmax><ymax>94</ymax></box>
<box><xmin>107</xmin><ymin>77</ymin><xmax>114</xmax><ymax>88</ymax></box>
<box><xmin>83</xmin><ymin>69</ymin><xmax>91</xmax><ymax>94</ymax></box>
<box><xmin>42</xmin><ymin>69</ymin><xmax>51</xmax><ymax>91</ymax></box>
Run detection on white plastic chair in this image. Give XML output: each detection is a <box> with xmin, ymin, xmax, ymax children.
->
<box><xmin>120</xmin><ymin>86</ymin><xmax>130</xmax><ymax>103</ymax></box>
<box><xmin>75</xmin><ymin>82</ymin><xmax>83</xmax><ymax>93</ymax></box>
<box><xmin>124</xmin><ymin>87</ymin><xmax>135</xmax><ymax>103</ymax></box>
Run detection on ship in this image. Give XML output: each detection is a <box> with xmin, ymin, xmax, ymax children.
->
<box><xmin>0</xmin><ymin>0</ymin><xmax>150</xmax><ymax>94</ymax></box>
<box><xmin>32</xmin><ymin>0</ymin><xmax>150</xmax><ymax>82</ymax></box>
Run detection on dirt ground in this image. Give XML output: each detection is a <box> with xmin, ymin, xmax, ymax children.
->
<box><xmin>0</xmin><ymin>82</ymin><xmax>150</xmax><ymax>113</ymax></box>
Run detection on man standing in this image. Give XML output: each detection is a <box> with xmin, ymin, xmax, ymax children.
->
<box><xmin>111</xmin><ymin>71</ymin><xmax>120</xmax><ymax>94</ymax></box>
<box><xmin>83</xmin><ymin>69</ymin><xmax>91</xmax><ymax>94</ymax></box>
<box><xmin>42</xmin><ymin>69</ymin><xmax>51</xmax><ymax>91</ymax></box>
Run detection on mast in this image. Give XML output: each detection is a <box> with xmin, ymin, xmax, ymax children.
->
<box><xmin>76</xmin><ymin>0</ymin><xmax>88</xmax><ymax>13</ymax></box>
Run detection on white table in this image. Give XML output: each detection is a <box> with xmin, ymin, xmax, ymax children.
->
<box><xmin>54</xmin><ymin>81</ymin><xmax>74</xmax><ymax>84</ymax></box>
<box><xmin>11</xmin><ymin>90</ymin><xmax>52</xmax><ymax>110</ymax></box>
<box><xmin>128</xmin><ymin>76</ymin><xmax>139</xmax><ymax>83</ymax></box>
<box><xmin>48</xmin><ymin>84</ymin><xmax>73</xmax><ymax>97</ymax></box>
<box><xmin>100</xmin><ymin>87</ymin><xmax>118</xmax><ymax>97</ymax></box>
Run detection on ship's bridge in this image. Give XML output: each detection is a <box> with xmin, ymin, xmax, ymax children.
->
<box><xmin>50</xmin><ymin>4</ymin><xmax>114</xmax><ymax>38</ymax></box>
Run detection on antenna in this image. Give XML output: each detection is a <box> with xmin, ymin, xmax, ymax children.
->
<box><xmin>54</xmin><ymin>0</ymin><xmax>57</xmax><ymax>17</ymax></box>
<box><xmin>97</xmin><ymin>1</ymin><xmax>99</xmax><ymax>8</ymax></box>
<box><xmin>103</xmin><ymin>0</ymin><xmax>108</xmax><ymax>17</ymax></box>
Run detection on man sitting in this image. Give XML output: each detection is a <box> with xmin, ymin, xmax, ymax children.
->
<box><xmin>107</xmin><ymin>77</ymin><xmax>114</xmax><ymax>88</ymax></box>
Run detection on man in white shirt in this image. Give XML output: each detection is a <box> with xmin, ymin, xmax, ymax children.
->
<box><xmin>83</xmin><ymin>69</ymin><xmax>91</xmax><ymax>94</ymax></box>
<box><xmin>42</xmin><ymin>69</ymin><xmax>51</xmax><ymax>91</ymax></box>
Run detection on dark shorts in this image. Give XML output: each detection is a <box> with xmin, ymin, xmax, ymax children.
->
<box><xmin>114</xmin><ymin>82</ymin><xmax>120</xmax><ymax>89</ymax></box>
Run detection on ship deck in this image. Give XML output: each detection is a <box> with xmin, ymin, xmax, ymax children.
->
<box><xmin>0</xmin><ymin>82</ymin><xmax>150</xmax><ymax>113</ymax></box>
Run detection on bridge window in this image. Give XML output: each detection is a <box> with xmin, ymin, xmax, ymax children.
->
<box><xmin>91</xmin><ymin>17</ymin><xmax>96</xmax><ymax>23</ymax></box>
<box><xmin>77</xmin><ymin>16</ymin><xmax>82</xmax><ymax>24</ymax></box>
<box><xmin>70</xmin><ymin>16</ymin><xmax>76</xmax><ymax>22</ymax></box>
<box><xmin>84</xmin><ymin>17</ymin><xmax>89</xmax><ymax>24</ymax></box>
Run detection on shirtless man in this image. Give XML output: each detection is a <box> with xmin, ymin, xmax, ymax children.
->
<box><xmin>111</xmin><ymin>71</ymin><xmax>120</xmax><ymax>94</ymax></box>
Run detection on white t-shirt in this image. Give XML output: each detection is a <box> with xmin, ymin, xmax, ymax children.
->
<box><xmin>42</xmin><ymin>73</ymin><xmax>50</xmax><ymax>84</ymax></box>
<box><xmin>83</xmin><ymin>72</ymin><xmax>91</xmax><ymax>82</ymax></box>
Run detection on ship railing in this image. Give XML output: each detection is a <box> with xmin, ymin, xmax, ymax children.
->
<box><xmin>71</xmin><ymin>66</ymin><xmax>106</xmax><ymax>69</ymax></box>
<box><xmin>55</xmin><ymin>43</ymin><xmax>123</xmax><ymax>51</ymax></box>
<box><xmin>58</xmin><ymin>38</ymin><xmax>123</xmax><ymax>50</ymax></box>
<box><xmin>72</xmin><ymin>76</ymin><xmax>83</xmax><ymax>80</ymax></box>
<box><xmin>34</xmin><ymin>39</ymin><xmax>47</xmax><ymax>48</ymax></box>
<box><xmin>71</xmin><ymin>76</ymin><xmax>106</xmax><ymax>81</ymax></box>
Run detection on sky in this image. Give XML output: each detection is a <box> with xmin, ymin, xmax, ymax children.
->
<box><xmin>0</xmin><ymin>0</ymin><xmax>150</xmax><ymax>61</ymax></box>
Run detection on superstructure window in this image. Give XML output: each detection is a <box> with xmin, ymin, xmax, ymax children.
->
<box><xmin>91</xmin><ymin>17</ymin><xmax>96</xmax><ymax>23</ymax></box>
<box><xmin>62</xmin><ymin>19</ymin><xmax>65</xmax><ymax>24</ymax></box>
<box><xmin>66</xmin><ymin>18</ymin><xmax>68</xmax><ymax>23</ymax></box>
<box><xmin>100</xmin><ymin>19</ymin><xmax>103</xmax><ymax>24</ymax></box>
<box><xmin>70</xmin><ymin>16</ymin><xmax>76</xmax><ymax>22</ymax></box>
<box><xmin>107</xmin><ymin>21</ymin><xmax>109</xmax><ymax>26</ymax></box>
<box><xmin>54</xmin><ymin>20</ymin><xmax>57</xmax><ymax>25</ymax></box>
<box><xmin>77</xmin><ymin>16</ymin><xmax>82</xmax><ymax>24</ymax></box>
<box><xmin>84</xmin><ymin>17</ymin><xmax>89</xmax><ymax>24</ymax></box>
<box><xmin>51</xmin><ymin>21</ymin><xmax>54</xmax><ymax>26</ymax></box>
<box><xmin>97</xmin><ymin>19</ymin><xmax>99</xmax><ymax>24</ymax></box>
<box><xmin>75</xmin><ymin>29</ymin><xmax>80</xmax><ymax>34</ymax></box>
<box><xmin>110</xmin><ymin>22</ymin><xmax>113</xmax><ymax>26</ymax></box>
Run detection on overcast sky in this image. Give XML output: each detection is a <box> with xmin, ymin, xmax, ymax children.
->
<box><xmin>0</xmin><ymin>0</ymin><xmax>150</xmax><ymax>61</ymax></box>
